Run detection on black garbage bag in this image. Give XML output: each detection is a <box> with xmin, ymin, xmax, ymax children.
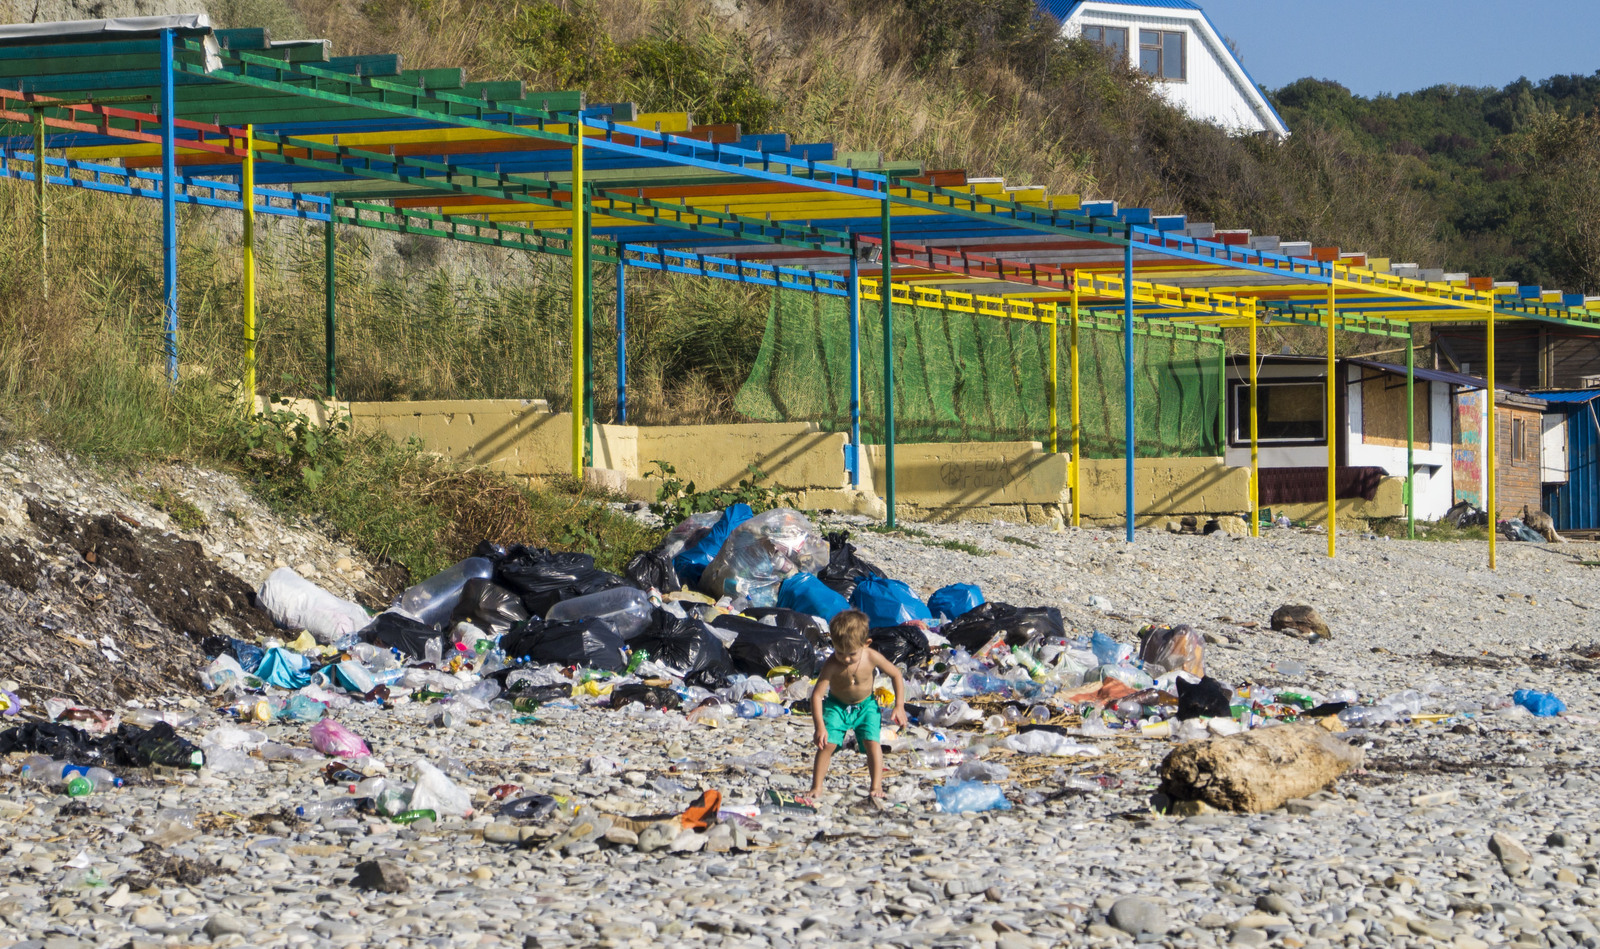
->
<box><xmin>685</xmin><ymin>665</ymin><xmax>733</xmax><ymax>690</ymax></box>
<box><xmin>452</xmin><ymin>578</ymin><xmax>530</xmax><ymax>636</ymax></box>
<box><xmin>472</xmin><ymin>540</ymin><xmax>509</xmax><ymax>563</ymax></box>
<box><xmin>610</xmin><ymin>683</ymin><xmax>681</xmax><ymax>710</ymax></box>
<box><xmin>870</xmin><ymin>624</ymin><xmax>931</xmax><ymax>671</ymax></box>
<box><xmin>366</xmin><ymin>610</ymin><xmax>446</xmax><ymax>659</ymax></box>
<box><xmin>630</xmin><ymin>611</ymin><xmax>731</xmax><ymax>675</ymax></box>
<box><xmin>1176</xmin><ymin>676</ymin><xmax>1233</xmax><ymax>720</ymax></box>
<box><xmin>119</xmin><ymin>721</ymin><xmax>206</xmax><ymax>769</ymax></box>
<box><xmin>0</xmin><ymin>721</ymin><xmax>204</xmax><ymax>770</ymax></box>
<box><xmin>500</xmin><ymin>618</ymin><xmax>627</xmax><ymax>671</ymax></box>
<box><xmin>624</xmin><ymin>549</ymin><xmax>681</xmax><ymax>594</ymax></box>
<box><xmin>500</xmin><ymin>794</ymin><xmax>560</xmax><ymax>821</ymax></box>
<box><xmin>817</xmin><ymin>531</ymin><xmax>886</xmax><ymax>600</ymax></box>
<box><xmin>743</xmin><ymin>607</ymin><xmax>828</xmax><ymax>644</ymax></box>
<box><xmin>500</xmin><ymin>679</ymin><xmax>573</xmax><ymax>704</ymax></box>
<box><xmin>940</xmin><ymin>602</ymin><xmax>1064</xmax><ymax>653</ymax></box>
<box><xmin>495</xmin><ymin>545</ymin><xmax>629</xmax><ymax>617</ymax></box>
<box><xmin>725</xmin><ymin>623</ymin><xmax>822</xmax><ymax>677</ymax></box>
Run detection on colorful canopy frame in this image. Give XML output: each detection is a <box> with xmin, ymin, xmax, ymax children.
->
<box><xmin>4</xmin><ymin>16</ymin><xmax>1599</xmax><ymax>568</ymax></box>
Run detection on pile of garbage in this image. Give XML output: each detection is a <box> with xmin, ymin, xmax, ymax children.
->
<box><xmin>0</xmin><ymin>505</ymin><xmax>1575</xmax><ymax>831</ymax></box>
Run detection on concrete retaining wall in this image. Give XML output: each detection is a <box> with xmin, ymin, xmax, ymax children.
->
<box><xmin>336</xmin><ymin>399</ymin><xmax>1286</xmax><ymax>526</ymax></box>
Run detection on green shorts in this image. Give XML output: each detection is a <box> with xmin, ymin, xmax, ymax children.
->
<box><xmin>822</xmin><ymin>694</ymin><xmax>881</xmax><ymax>748</ymax></box>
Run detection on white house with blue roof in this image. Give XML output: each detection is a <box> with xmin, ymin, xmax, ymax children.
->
<box><xmin>1039</xmin><ymin>0</ymin><xmax>1289</xmax><ymax>137</ymax></box>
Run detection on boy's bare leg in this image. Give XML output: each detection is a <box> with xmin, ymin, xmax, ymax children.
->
<box><xmin>809</xmin><ymin>744</ymin><xmax>835</xmax><ymax>798</ymax></box>
<box><xmin>865</xmin><ymin>740</ymin><xmax>885</xmax><ymax>798</ymax></box>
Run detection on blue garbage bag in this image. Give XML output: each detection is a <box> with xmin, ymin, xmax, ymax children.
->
<box><xmin>778</xmin><ymin>573</ymin><xmax>851</xmax><ymax>621</ymax></box>
<box><xmin>927</xmin><ymin>583</ymin><xmax>984</xmax><ymax>620</ymax></box>
<box><xmin>850</xmin><ymin>576</ymin><xmax>931</xmax><ymax>628</ymax></box>
<box><xmin>1513</xmin><ymin>689</ymin><xmax>1566</xmax><ymax>717</ymax></box>
<box><xmin>672</xmin><ymin>503</ymin><xmax>753</xmax><ymax>588</ymax></box>
<box><xmin>229</xmin><ymin>638</ymin><xmax>265</xmax><ymax>674</ymax></box>
<box><xmin>255</xmin><ymin>648</ymin><xmax>311</xmax><ymax>690</ymax></box>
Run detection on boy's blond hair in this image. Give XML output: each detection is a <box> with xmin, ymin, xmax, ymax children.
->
<box><xmin>829</xmin><ymin>610</ymin><xmax>870</xmax><ymax>651</ymax></box>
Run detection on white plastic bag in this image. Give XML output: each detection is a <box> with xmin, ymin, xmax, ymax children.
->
<box><xmin>407</xmin><ymin>760</ymin><xmax>473</xmax><ymax>817</ymax></box>
<box><xmin>1000</xmin><ymin>730</ymin><xmax>1103</xmax><ymax>757</ymax></box>
<box><xmin>257</xmin><ymin>567</ymin><xmax>372</xmax><ymax>645</ymax></box>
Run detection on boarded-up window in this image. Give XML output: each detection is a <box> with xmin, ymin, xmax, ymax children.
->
<box><xmin>1361</xmin><ymin>375</ymin><xmax>1431</xmax><ymax>448</ymax></box>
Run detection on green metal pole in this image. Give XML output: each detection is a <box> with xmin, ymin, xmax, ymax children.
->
<box><xmin>32</xmin><ymin>108</ymin><xmax>46</xmax><ymax>300</ymax></box>
<box><xmin>1406</xmin><ymin>329</ymin><xmax>1415</xmax><ymax>539</ymax></box>
<box><xmin>882</xmin><ymin>192</ymin><xmax>896</xmax><ymax>528</ymax></box>
<box><xmin>324</xmin><ymin>203</ymin><xmax>337</xmax><ymax>399</ymax></box>
<box><xmin>1217</xmin><ymin>333</ymin><xmax>1226</xmax><ymax>452</ymax></box>
<box><xmin>582</xmin><ymin>208</ymin><xmax>594</xmax><ymax>468</ymax></box>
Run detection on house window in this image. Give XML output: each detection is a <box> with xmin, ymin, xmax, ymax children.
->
<box><xmin>1231</xmin><ymin>381</ymin><xmax>1326</xmax><ymax>445</ymax></box>
<box><xmin>1139</xmin><ymin>29</ymin><xmax>1186</xmax><ymax>81</ymax></box>
<box><xmin>1082</xmin><ymin>25</ymin><xmax>1128</xmax><ymax>58</ymax></box>
<box><xmin>1511</xmin><ymin>416</ymin><xmax>1529</xmax><ymax>463</ymax></box>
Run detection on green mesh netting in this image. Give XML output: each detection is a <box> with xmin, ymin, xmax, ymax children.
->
<box><xmin>734</xmin><ymin>290</ymin><xmax>1224</xmax><ymax>457</ymax></box>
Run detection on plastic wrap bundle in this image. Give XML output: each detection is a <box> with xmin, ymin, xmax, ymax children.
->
<box><xmin>658</xmin><ymin>510</ymin><xmax>725</xmax><ymax>560</ymax></box>
<box><xmin>256</xmin><ymin>568</ymin><xmax>371</xmax><ymax>644</ymax></box>
<box><xmin>699</xmin><ymin>508</ymin><xmax>828</xmax><ymax>608</ymax></box>
<box><xmin>397</xmin><ymin>557</ymin><xmax>494</xmax><ymax>629</ymax></box>
<box><xmin>544</xmin><ymin>586</ymin><xmax>655</xmax><ymax>640</ymax></box>
<box><xmin>1137</xmin><ymin>623</ymin><xmax>1205</xmax><ymax>677</ymax></box>
<box><xmin>673</xmin><ymin>505</ymin><xmax>752</xmax><ymax>588</ymax></box>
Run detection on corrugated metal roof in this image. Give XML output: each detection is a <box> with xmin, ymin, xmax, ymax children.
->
<box><xmin>1344</xmin><ymin>357</ymin><xmax>1523</xmax><ymax>392</ymax></box>
<box><xmin>1530</xmin><ymin>389</ymin><xmax>1600</xmax><ymax>404</ymax></box>
<box><xmin>1038</xmin><ymin>0</ymin><xmax>1201</xmax><ymax>23</ymax></box>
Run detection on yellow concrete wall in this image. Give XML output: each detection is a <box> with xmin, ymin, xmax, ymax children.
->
<box><xmin>1076</xmin><ymin>457</ymin><xmax>1252</xmax><ymax>525</ymax></box>
<box><xmin>1272</xmin><ymin>476</ymin><xmax>1407</xmax><ymax>525</ymax></box>
<box><xmin>343</xmin><ymin>399</ymin><xmax>1283</xmax><ymax>526</ymax></box>
<box><xmin>634</xmin><ymin>423</ymin><xmax>849</xmax><ymax>491</ymax></box>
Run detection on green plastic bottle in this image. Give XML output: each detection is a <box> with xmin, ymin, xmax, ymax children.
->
<box><xmin>625</xmin><ymin>648</ymin><xmax>650</xmax><ymax>675</ymax></box>
<box><xmin>391</xmin><ymin>809</ymin><xmax>437</xmax><ymax>825</ymax></box>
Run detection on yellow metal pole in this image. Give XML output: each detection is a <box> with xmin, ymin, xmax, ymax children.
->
<box><xmin>1486</xmin><ymin>296</ymin><xmax>1497</xmax><ymax>569</ymax></box>
<box><xmin>569</xmin><ymin>126</ymin><xmax>586</xmax><ymax>478</ymax></box>
<box><xmin>1070</xmin><ymin>280</ymin><xmax>1081</xmax><ymax>528</ymax></box>
<box><xmin>1326</xmin><ymin>280</ymin><xmax>1336</xmax><ymax>557</ymax></box>
<box><xmin>1249</xmin><ymin>313</ymin><xmax>1260</xmax><ymax>537</ymax></box>
<box><xmin>242</xmin><ymin>124</ymin><xmax>256</xmax><ymax>402</ymax></box>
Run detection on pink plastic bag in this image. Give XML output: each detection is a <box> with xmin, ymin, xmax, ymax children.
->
<box><xmin>309</xmin><ymin>718</ymin><xmax>371</xmax><ymax>758</ymax></box>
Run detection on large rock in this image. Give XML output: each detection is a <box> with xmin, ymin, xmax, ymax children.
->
<box><xmin>1270</xmin><ymin>604</ymin><xmax>1330</xmax><ymax>641</ymax></box>
<box><xmin>353</xmin><ymin>859</ymin><xmax>409</xmax><ymax>893</ymax></box>
<box><xmin>1158</xmin><ymin>724</ymin><xmax>1362</xmax><ymax>813</ymax></box>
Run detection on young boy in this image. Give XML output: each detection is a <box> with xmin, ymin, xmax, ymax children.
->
<box><xmin>809</xmin><ymin>610</ymin><xmax>908</xmax><ymax>799</ymax></box>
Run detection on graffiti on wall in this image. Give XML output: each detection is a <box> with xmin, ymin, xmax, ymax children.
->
<box><xmin>1453</xmin><ymin>391</ymin><xmax>1484</xmax><ymax>506</ymax></box>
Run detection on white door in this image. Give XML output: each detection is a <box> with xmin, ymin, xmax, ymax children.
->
<box><xmin>1542</xmin><ymin>414</ymin><xmax>1568</xmax><ymax>484</ymax></box>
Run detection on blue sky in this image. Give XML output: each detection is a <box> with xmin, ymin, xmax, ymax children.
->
<box><xmin>1194</xmin><ymin>0</ymin><xmax>1600</xmax><ymax>97</ymax></box>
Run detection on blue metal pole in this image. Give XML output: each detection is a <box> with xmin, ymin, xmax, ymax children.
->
<box><xmin>615</xmin><ymin>259</ymin><xmax>627</xmax><ymax>423</ymax></box>
<box><xmin>160</xmin><ymin>28</ymin><xmax>178</xmax><ymax>385</ymax></box>
<box><xmin>848</xmin><ymin>238</ymin><xmax>862</xmax><ymax>486</ymax></box>
<box><xmin>1124</xmin><ymin>234</ymin><xmax>1135</xmax><ymax>542</ymax></box>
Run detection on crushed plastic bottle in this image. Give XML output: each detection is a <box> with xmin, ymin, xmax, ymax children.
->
<box><xmin>296</xmin><ymin>798</ymin><xmax>361</xmax><ymax>821</ymax></box>
<box><xmin>734</xmin><ymin>699</ymin><xmax>785</xmax><ymax>719</ymax></box>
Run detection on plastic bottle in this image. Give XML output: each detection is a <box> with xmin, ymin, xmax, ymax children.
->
<box><xmin>390</xmin><ymin>809</ymin><xmax>437</xmax><ymax>825</ymax></box>
<box><xmin>1026</xmin><ymin>704</ymin><xmax>1052</xmax><ymax>725</ymax></box>
<box><xmin>735</xmin><ymin>699</ymin><xmax>785</xmax><ymax>719</ymax></box>
<box><xmin>295</xmin><ymin>798</ymin><xmax>360</xmax><ymax>821</ymax></box>
<box><xmin>624</xmin><ymin>648</ymin><xmax>650</xmax><ymax>675</ymax></box>
<box><xmin>544</xmin><ymin>586</ymin><xmax>654</xmax><ymax>640</ymax></box>
<box><xmin>61</xmin><ymin>764</ymin><xmax>122</xmax><ymax>790</ymax></box>
<box><xmin>397</xmin><ymin>557</ymin><xmax>495</xmax><ymax>629</ymax></box>
<box><xmin>1011</xmin><ymin>646</ymin><xmax>1047</xmax><ymax>683</ymax></box>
